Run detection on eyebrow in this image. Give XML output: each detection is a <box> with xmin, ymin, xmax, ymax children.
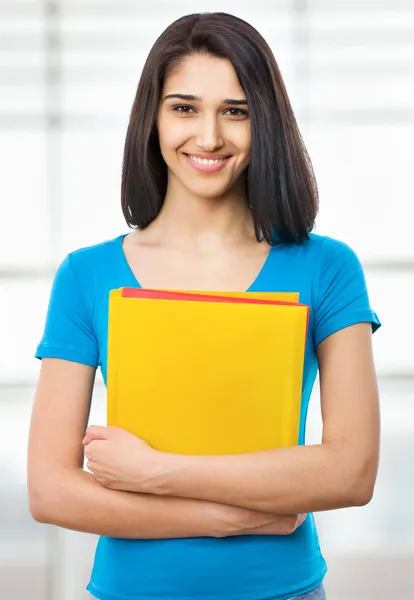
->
<box><xmin>163</xmin><ymin>94</ymin><xmax>248</xmax><ymax>106</ymax></box>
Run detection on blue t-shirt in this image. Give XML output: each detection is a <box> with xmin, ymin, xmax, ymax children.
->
<box><xmin>35</xmin><ymin>232</ymin><xmax>381</xmax><ymax>600</ymax></box>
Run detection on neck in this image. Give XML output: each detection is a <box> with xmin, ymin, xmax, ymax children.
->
<box><xmin>145</xmin><ymin>176</ymin><xmax>256</xmax><ymax>252</ymax></box>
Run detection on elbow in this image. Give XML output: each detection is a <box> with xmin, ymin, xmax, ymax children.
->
<box><xmin>330</xmin><ymin>442</ymin><xmax>379</xmax><ymax>508</ymax></box>
<box><xmin>28</xmin><ymin>491</ymin><xmax>50</xmax><ymax>524</ymax></box>
<box><xmin>28</xmin><ymin>465</ymin><xmax>82</xmax><ymax>525</ymax></box>
<box><xmin>27</xmin><ymin>472</ymin><xmax>60</xmax><ymax>525</ymax></box>
<box><xmin>30</xmin><ymin>506</ymin><xmax>50</xmax><ymax>525</ymax></box>
<box><xmin>347</xmin><ymin>461</ymin><xmax>378</xmax><ymax>507</ymax></box>
<box><xmin>350</xmin><ymin>479</ymin><xmax>375</xmax><ymax>507</ymax></box>
<box><xmin>28</xmin><ymin>482</ymin><xmax>57</xmax><ymax>524</ymax></box>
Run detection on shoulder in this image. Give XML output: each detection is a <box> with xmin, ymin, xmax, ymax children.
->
<box><xmin>279</xmin><ymin>232</ymin><xmax>349</xmax><ymax>261</ymax></box>
<box><xmin>51</xmin><ymin>234</ymin><xmax>126</xmax><ymax>307</ymax></box>
<box><xmin>58</xmin><ymin>233</ymin><xmax>126</xmax><ymax>291</ymax></box>
<box><xmin>306</xmin><ymin>233</ymin><xmax>363</xmax><ymax>275</ymax></box>
<box><xmin>67</xmin><ymin>233</ymin><xmax>124</xmax><ymax>271</ymax></box>
<box><xmin>307</xmin><ymin>232</ymin><xmax>357</xmax><ymax>256</ymax></box>
<box><xmin>280</xmin><ymin>232</ymin><xmax>360</xmax><ymax>278</ymax></box>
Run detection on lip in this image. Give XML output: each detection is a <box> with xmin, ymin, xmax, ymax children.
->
<box><xmin>184</xmin><ymin>153</ymin><xmax>231</xmax><ymax>174</ymax></box>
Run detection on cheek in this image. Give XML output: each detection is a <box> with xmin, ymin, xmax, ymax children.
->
<box><xmin>225</xmin><ymin>125</ymin><xmax>250</xmax><ymax>155</ymax></box>
<box><xmin>239</xmin><ymin>129</ymin><xmax>251</xmax><ymax>155</ymax></box>
<box><xmin>158</xmin><ymin>119</ymin><xmax>188</xmax><ymax>154</ymax></box>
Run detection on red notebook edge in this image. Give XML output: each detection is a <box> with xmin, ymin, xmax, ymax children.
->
<box><xmin>117</xmin><ymin>287</ymin><xmax>311</xmax><ymax>340</ymax></box>
<box><xmin>120</xmin><ymin>287</ymin><xmax>306</xmax><ymax>307</ymax></box>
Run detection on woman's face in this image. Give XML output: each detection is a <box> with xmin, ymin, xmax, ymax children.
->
<box><xmin>157</xmin><ymin>53</ymin><xmax>251</xmax><ymax>199</ymax></box>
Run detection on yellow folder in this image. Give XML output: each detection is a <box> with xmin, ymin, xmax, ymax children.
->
<box><xmin>107</xmin><ymin>289</ymin><xmax>308</xmax><ymax>454</ymax></box>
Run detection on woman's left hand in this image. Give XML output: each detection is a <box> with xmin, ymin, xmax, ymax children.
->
<box><xmin>82</xmin><ymin>425</ymin><xmax>164</xmax><ymax>493</ymax></box>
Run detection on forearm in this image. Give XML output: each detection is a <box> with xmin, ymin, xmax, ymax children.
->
<box><xmin>30</xmin><ymin>467</ymin><xmax>246</xmax><ymax>539</ymax></box>
<box><xmin>154</xmin><ymin>442</ymin><xmax>376</xmax><ymax>514</ymax></box>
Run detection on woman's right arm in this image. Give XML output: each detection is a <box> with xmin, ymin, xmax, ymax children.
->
<box><xmin>27</xmin><ymin>358</ymin><xmax>303</xmax><ymax>539</ymax></box>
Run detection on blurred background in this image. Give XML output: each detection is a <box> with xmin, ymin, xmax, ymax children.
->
<box><xmin>1</xmin><ymin>1</ymin><xmax>413</xmax><ymax>599</ymax></box>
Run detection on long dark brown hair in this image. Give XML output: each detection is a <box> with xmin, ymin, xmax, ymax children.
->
<box><xmin>121</xmin><ymin>12</ymin><xmax>319</xmax><ymax>245</ymax></box>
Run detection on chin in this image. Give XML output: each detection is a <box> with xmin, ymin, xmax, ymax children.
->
<box><xmin>187</xmin><ymin>184</ymin><xmax>233</xmax><ymax>199</ymax></box>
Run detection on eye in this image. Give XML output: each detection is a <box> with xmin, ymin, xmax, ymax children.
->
<box><xmin>172</xmin><ymin>105</ymin><xmax>195</xmax><ymax>114</ymax></box>
<box><xmin>225</xmin><ymin>108</ymin><xmax>249</xmax><ymax>118</ymax></box>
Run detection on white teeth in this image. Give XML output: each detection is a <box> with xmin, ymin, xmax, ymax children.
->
<box><xmin>188</xmin><ymin>155</ymin><xmax>226</xmax><ymax>165</ymax></box>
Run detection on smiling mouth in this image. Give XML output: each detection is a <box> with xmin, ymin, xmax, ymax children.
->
<box><xmin>183</xmin><ymin>153</ymin><xmax>232</xmax><ymax>173</ymax></box>
<box><xmin>184</xmin><ymin>154</ymin><xmax>232</xmax><ymax>164</ymax></box>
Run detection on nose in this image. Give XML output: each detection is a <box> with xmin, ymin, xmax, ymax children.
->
<box><xmin>195</xmin><ymin>113</ymin><xmax>224</xmax><ymax>151</ymax></box>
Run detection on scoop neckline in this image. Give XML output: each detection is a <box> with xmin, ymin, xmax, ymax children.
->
<box><xmin>117</xmin><ymin>232</ymin><xmax>274</xmax><ymax>293</ymax></box>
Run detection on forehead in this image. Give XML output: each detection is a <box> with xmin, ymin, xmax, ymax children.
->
<box><xmin>163</xmin><ymin>54</ymin><xmax>244</xmax><ymax>99</ymax></box>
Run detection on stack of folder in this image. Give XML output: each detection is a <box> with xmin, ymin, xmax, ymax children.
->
<box><xmin>107</xmin><ymin>288</ymin><xmax>309</xmax><ymax>455</ymax></box>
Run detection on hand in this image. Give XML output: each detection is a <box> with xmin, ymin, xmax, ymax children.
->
<box><xmin>82</xmin><ymin>425</ymin><xmax>163</xmax><ymax>493</ymax></box>
<box><xmin>215</xmin><ymin>503</ymin><xmax>307</xmax><ymax>537</ymax></box>
<box><xmin>246</xmin><ymin>512</ymin><xmax>307</xmax><ymax>536</ymax></box>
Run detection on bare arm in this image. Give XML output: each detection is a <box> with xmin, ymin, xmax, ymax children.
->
<box><xmin>151</xmin><ymin>323</ymin><xmax>381</xmax><ymax>513</ymax></box>
<box><xmin>27</xmin><ymin>358</ymin><xmax>301</xmax><ymax>538</ymax></box>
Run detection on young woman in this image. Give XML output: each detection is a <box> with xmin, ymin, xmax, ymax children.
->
<box><xmin>28</xmin><ymin>12</ymin><xmax>381</xmax><ymax>600</ymax></box>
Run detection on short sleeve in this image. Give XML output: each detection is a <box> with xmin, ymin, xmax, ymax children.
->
<box><xmin>35</xmin><ymin>253</ymin><xmax>99</xmax><ymax>367</ymax></box>
<box><xmin>313</xmin><ymin>236</ymin><xmax>382</xmax><ymax>349</ymax></box>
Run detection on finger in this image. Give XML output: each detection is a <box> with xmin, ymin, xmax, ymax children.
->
<box><xmin>82</xmin><ymin>425</ymin><xmax>108</xmax><ymax>445</ymax></box>
<box><xmin>298</xmin><ymin>513</ymin><xmax>307</xmax><ymax>526</ymax></box>
<box><xmin>84</xmin><ymin>444</ymin><xmax>95</xmax><ymax>460</ymax></box>
<box><xmin>84</xmin><ymin>440</ymin><xmax>104</xmax><ymax>458</ymax></box>
<box><xmin>86</xmin><ymin>460</ymin><xmax>96</xmax><ymax>474</ymax></box>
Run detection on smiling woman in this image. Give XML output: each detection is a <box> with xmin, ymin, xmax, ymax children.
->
<box><xmin>28</xmin><ymin>11</ymin><xmax>380</xmax><ymax>600</ymax></box>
